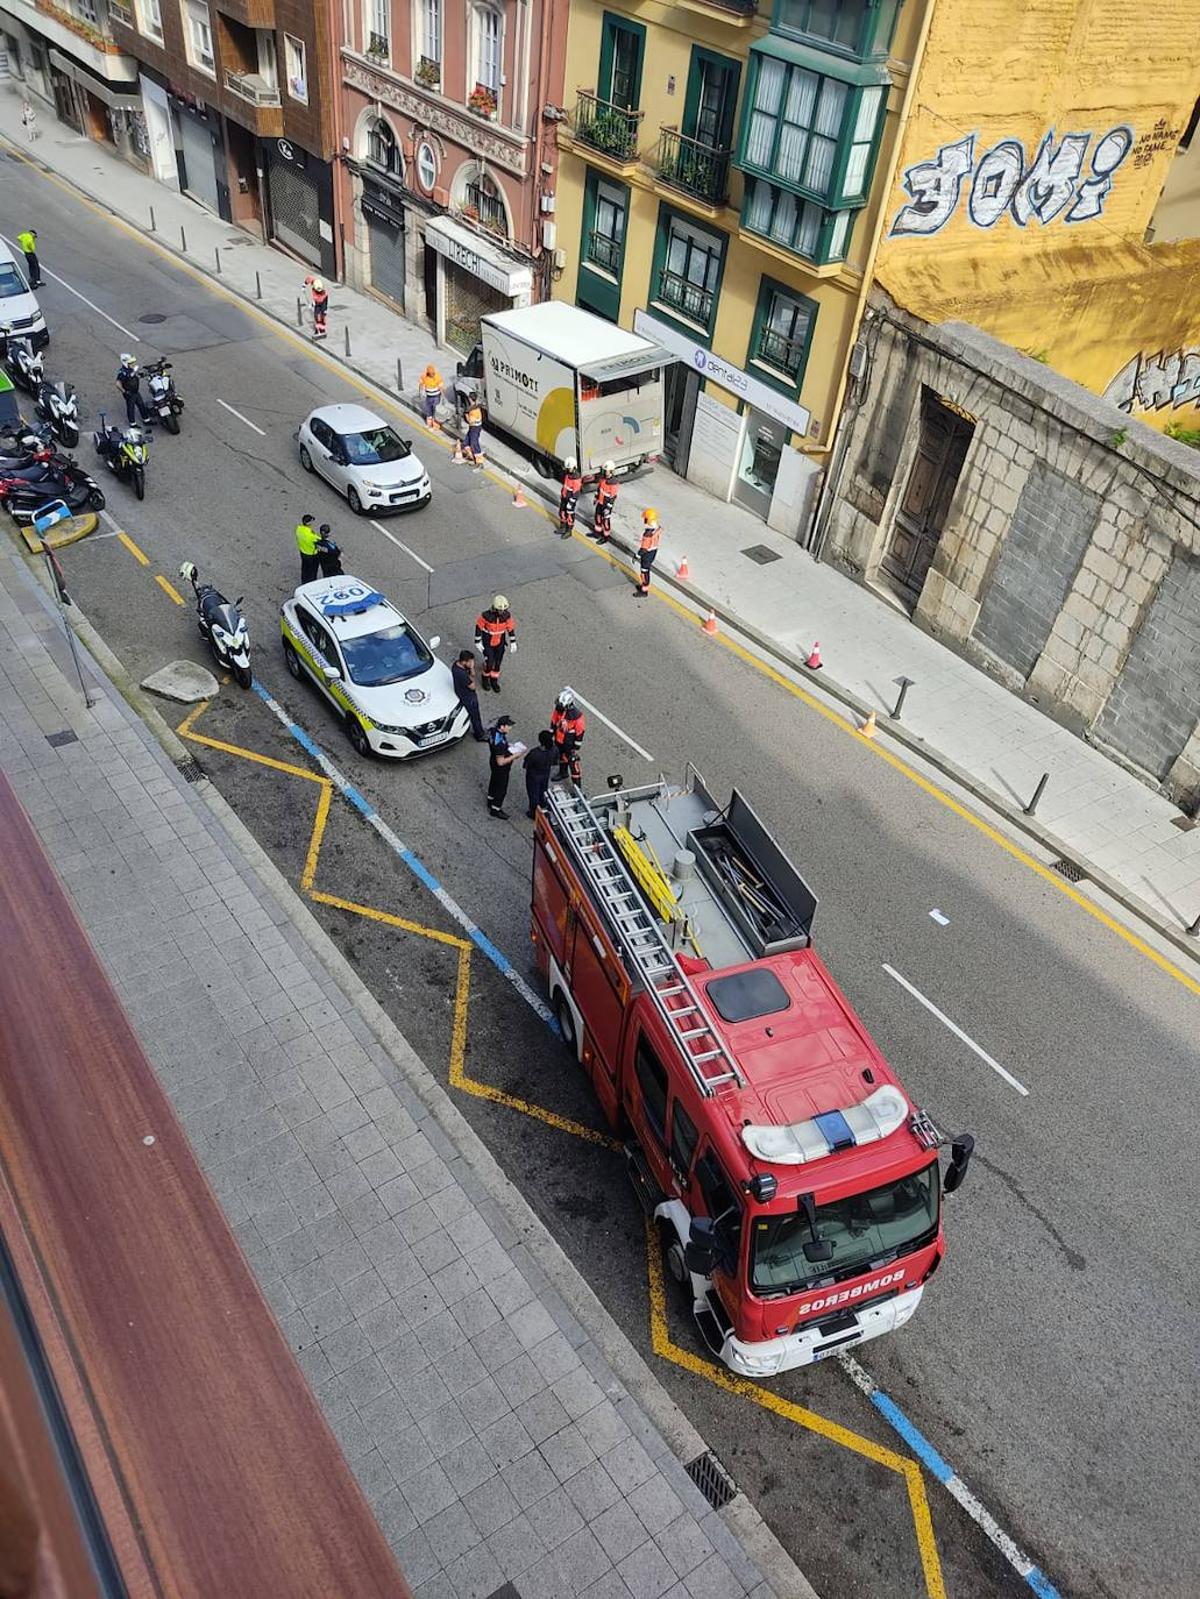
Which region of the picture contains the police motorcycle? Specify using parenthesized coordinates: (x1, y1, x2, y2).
(4, 334, 44, 395)
(179, 562, 252, 688)
(145, 358, 184, 434)
(34, 375, 80, 448)
(93, 411, 149, 500)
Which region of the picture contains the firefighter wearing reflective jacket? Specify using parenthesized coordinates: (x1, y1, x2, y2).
(550, 687, 586, 783)
(634, 509, 661, 598)
(558, 458, 583, 538)
(475, 595, 517, 691)
(591, 461, 618, 543)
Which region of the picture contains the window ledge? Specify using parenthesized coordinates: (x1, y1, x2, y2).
(650, 299, 712, 340)
(581, 260, 620, 284)
(737, 226, 844, 276)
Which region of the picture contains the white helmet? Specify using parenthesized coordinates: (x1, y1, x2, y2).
(493, 594, 509, 611)
(556, 685, 575, 708)
(119, 353, 135, 367)
(603, 460, 615, 475)
(564, 458, 577, 473)
(179, 561, 198, 584)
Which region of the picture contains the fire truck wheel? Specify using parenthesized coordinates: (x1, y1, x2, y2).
(665, 1236, 689, 1288)
(554, 992, 577, 1055)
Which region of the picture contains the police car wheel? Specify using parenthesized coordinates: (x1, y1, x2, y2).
(299, 444, 313, 473)
(345, 714, 371, 757)
(283, 641, 302, 680)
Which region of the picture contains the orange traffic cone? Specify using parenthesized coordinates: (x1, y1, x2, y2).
(805, 640, 822, 670)
(452, 438, 464, 463)
(702, 609, 718, 636)
(677, 555, 690, 580)
(512, 485, 527, 508)
(859, 710, 877, 738)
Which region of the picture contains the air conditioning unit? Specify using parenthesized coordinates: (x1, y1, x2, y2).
(542, 221, 556, 250)
(540, 193, 555, 213)
(553, 247, 566, 270)
(432, 185, 448, 206)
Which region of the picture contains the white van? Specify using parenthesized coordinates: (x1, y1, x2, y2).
(0, 240, 48, 350)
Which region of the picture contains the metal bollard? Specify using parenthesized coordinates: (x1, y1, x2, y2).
(255, 270, 262, 299)
(890, 676, 914, 720)
(149, 205, 156, 232)
(297, 296, 304, 326)
(396, 356, 404, 393)
(344, 325, 351, 358)
(1023, 772, 1050, 816)
(180, 224, 187, 253)
(214, 246, 221, 274)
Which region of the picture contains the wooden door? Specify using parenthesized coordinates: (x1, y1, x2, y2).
(882, 391, 974, 605)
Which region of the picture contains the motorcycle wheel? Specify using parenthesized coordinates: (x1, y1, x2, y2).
(62, 425, 79, 448)
(87, 488, 106, 511)
(234, 662, 252, 690)
(162, 412, 180, 436)
(133, 465, 145, 501)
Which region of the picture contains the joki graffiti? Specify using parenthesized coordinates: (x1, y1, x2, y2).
(1105, 347, 1200, 415)
(889, 127, 1134, 236)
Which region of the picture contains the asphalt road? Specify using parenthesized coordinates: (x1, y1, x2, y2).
(7, 152, 1198, 1599)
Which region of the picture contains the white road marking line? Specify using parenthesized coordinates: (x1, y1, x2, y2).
(882, 962, 1029, 1095)
(930, 908, 949, 925)
(570, 691, 654, 764)
(369, 518, 434, 573)
(1, 235, 141, 342)
(216, 397, 266, 436)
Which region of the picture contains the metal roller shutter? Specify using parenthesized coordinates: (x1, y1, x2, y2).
(266, 146, 321, 265)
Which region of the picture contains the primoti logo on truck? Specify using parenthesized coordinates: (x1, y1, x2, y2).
(489, 354, 537, 391)
(793, 1268, 907, 1319)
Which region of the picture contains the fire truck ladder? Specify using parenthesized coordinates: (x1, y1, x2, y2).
(551, 789, 744, 1099)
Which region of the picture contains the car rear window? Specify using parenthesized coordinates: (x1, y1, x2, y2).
(339, 622, 430, 686)
(338, 426, 409, 465)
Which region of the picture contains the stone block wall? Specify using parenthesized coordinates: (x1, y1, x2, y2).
(821, 303, 1200, 802)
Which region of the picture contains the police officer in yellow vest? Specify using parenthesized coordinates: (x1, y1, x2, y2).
(295, 512, 321, 584)
(16, 228, 41, 290)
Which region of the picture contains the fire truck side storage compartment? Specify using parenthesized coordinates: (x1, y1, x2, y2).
(687, 788, 818, 958)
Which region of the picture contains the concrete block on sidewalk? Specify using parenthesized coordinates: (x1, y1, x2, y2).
(140, 660, 219, 703)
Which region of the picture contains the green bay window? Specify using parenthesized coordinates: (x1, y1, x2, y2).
(743, 178, 853, 263)
(773, 0, 902, 61)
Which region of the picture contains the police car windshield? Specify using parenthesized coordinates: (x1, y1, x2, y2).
(339, 622, 431, 686)
(0, 264, 27, 299)
(339, 426, 409, 465)
(750, 1164, 939, 1293)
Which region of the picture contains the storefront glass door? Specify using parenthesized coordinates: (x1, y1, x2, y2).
(732, 407, 785, 518)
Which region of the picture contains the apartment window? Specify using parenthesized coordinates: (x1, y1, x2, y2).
(366, 116, 402, 177)
(423, 0, 441, 63)
(183, 0, 214, 73)
(476, 6, 501, 93)
(463, 169, 508, 237)
(284, 35, 307, 102)
(742, 176, 853, 264)
(72, 0, 99, 25)
(584, 174, 627, 276)
(366, 0, 389, 59)
(600, 12, 644, 110)
(739, 51, 886, 208)
(653, 208, 725, 336)
(774, 0, 901, 59)
(136, 0, 163, 40)
(749, 279, 817, 391)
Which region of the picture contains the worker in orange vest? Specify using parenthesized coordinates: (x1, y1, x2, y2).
(474, 594, 517, 691)
(304, 275, 328, 339)
(419, 364, 444, 429)
(634, 508, 661, 597)
(463, 398, 485, 468)
(550, 688, 586, 783)
(558, 458, 583, 539)
(591, 460, 618, 543)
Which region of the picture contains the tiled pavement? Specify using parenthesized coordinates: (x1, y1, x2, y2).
(0, 539, 792, 1599)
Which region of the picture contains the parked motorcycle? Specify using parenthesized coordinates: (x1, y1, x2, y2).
(34, 377, 80, 449)
(179, 562, 252, 688)
(0, 459, 104, 524)
(5, 335, 44, 395)
(145, 359, 184, 435)
(93, 413, 149, 500)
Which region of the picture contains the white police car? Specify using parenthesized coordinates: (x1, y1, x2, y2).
(280, 575, 468, 758)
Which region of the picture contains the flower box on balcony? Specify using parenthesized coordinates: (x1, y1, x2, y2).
(415, 55, 441, 89)
(365, 33, 390, 62)
(468, 84, 498, 120)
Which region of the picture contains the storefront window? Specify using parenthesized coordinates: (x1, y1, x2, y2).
(735, 408, 787, 516)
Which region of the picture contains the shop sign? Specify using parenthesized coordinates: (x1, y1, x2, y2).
(634, 310, 811, 437)
(425, 218, 532, 297)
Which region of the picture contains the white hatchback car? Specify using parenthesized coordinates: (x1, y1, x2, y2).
(280, 574, 468, 758)
(297, 402, 431, 515)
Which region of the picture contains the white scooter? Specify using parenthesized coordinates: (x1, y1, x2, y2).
(146, 358, 184, 434)
(5, 335, 43, 394)
(35, 377, 80, 448)
(179, 562, 252, 688)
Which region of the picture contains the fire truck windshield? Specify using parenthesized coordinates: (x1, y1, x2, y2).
(750, 1163, 940, 1294)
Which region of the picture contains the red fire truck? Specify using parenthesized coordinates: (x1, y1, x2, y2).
(531, 771, 974, 1378)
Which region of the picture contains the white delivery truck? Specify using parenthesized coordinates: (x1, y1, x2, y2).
(453, 303, 672, 481)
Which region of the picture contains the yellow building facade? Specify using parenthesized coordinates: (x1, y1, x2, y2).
(553, 0, 929, 529)
(874, 0, 1200, 435)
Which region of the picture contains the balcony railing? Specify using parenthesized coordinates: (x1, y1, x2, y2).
(224, 68, 282, 105)
(574, 91, 644, 163)
(107, 0, 133, 24)
(415, 54, 440, 89)
(755, 325, 807, 380)
(656, 127, 731, 205)
(463, 180, 508, 238)
(656, 266, 715, 326)
(365, 31, 389, 60)
(585, 231, 622, 274)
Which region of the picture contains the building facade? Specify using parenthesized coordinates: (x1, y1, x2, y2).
(334, 0, 567, 350)
(104, 0, 337, 276)
(552, 0, 929, 531)
(873, 0, 1200, 446)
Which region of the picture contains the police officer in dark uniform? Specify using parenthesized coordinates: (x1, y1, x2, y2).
(487, 714, 519, 819)
(117, 354, 151, 426)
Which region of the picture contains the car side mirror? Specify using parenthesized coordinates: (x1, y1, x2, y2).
(322, 665, 341, 682)
(404, 438, 413, 449)
(684, 1216, 718, 1278)
(428, 635, 441, 649)
(943, 1133, 975, 1195)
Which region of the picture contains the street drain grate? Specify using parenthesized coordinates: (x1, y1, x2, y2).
(139, 313, 167, 324)
(685, 1448, 737, 1509)
(741, 544, 782, 565)
(45, 729, 78, 748)
(1171, 814, 1197, 832)
(1051, 858, 1087, 882)
(175, 756, 204, 784)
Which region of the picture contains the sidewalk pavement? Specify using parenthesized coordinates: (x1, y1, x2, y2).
(5, 84, 1199, 957)
(0, 538, 795, 1599)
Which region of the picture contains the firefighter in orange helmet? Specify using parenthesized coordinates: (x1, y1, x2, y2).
(474, 594, 517, 691)
(634, 508, 661, 597)
(550, 686, 586, 783)
(558, 458, 583, 539)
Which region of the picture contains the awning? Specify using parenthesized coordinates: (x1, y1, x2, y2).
(424, 216, 533, 298)
(578, 345, 672, 384)
(750, 35, 892, 87)
(48, 48, 141, 109)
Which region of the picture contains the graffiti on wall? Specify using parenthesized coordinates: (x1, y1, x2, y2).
(1105, 347, 1200, 415)
(889, 127, 1135, 237)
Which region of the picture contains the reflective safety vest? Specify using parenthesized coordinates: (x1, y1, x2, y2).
(551, 707, 585, 748)
(420, 369, 444, 394)
(561, 471, 583, 498)
(475, 608, 516, 649)
(639, 525, 662, 555)
(295, 520, 321, 556)
(16, 230, 35, 256)
(465, 404, 483, 429)
(596, 475, 618, 506)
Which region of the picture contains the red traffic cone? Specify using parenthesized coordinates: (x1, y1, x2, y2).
(452, 438, 464, 463)
(859, 710, 877, 739)
(677, 555, 690, 580)
(805, 640, 822, 670)
(702, 610, 718, 636)
(512, 485, 527, 508)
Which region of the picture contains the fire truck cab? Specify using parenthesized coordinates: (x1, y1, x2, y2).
(531, 771, 973, 1379)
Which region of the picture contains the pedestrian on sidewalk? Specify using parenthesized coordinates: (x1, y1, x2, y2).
(295, 512, 321, 583)
(634, 508, 661, 598)
(558, 458, 582, 539)
(523, 730, 554, 817)
(304, 276, 328, 340)
(463, 398, 485, 468)
(550, 688, 585, 784)
(16, 229, 42, 290)
(116, 355, 151, 426)
(21, 101, 38, 143)
(486, 714, 519, 819)
(452, 649, 486, 741)
(591, 461, 617, 542)
(419, 364, 444, 429)
(474, 595, 516, 691)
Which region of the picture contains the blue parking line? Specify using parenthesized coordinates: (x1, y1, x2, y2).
(869, 1390, 953, 1484)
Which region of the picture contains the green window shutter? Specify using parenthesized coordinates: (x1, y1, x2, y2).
(600, 12, 647, 109)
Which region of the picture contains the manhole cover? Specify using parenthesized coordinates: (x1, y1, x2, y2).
(685, 1448, 737, 1509)
(741, 544, 782, 565)
(45, 729, 78, 748)
(139, 313, 167, 324)
(1051, 858, 1087, 882)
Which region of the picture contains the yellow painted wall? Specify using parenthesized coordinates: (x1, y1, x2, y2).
(874, 0, 1200, 432)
